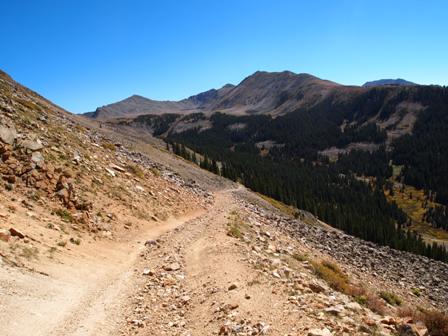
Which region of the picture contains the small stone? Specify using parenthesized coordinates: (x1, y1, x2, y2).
(164, 262, 180, 271)
(142, 268, 153, 276)
(0, 229, 11, 242)
(181, 295, 191, 305)
(31, 151, 45, 166)
(228, 283, 238, 291)
(105, 168, 116, 177)
(73, 150, 81, 164)
(346, 302, 362, 312)
(324, 305, 344, 316)
(396, 324, 419, 336)
(308, 327, 332, 336)
(9, 227, 25, 239)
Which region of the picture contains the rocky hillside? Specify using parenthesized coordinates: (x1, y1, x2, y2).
(1, 69, 448, 336)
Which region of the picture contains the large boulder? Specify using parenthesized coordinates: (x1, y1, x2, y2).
(0, 125, 17, 145)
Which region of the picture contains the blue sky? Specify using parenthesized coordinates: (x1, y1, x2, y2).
(1, 0, 447, 113)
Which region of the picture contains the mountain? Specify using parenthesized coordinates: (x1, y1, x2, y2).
(101, 71, 448, 264)
(84, 71, 345, 119)
(84, 94, 198, 120)
(363, 78, 417, 87)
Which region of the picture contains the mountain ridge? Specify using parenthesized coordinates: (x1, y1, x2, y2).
(363, 78, 417, 87)
(83, 71, 351, 120)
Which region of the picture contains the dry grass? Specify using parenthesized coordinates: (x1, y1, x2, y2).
(312, 260, 349, 292)
(20, 246, 39, 260)
(395, 306, 448, 336)
(312, 259, 387, 315)
(379, 291, 402, 306)
(101, 142, 116, 151)
(422, 310, 448, 336)
(127, 163, 145, 178)
(226, 211, 248, 240)
(256, 192, 299, 218)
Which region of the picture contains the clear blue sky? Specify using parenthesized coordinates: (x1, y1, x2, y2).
(1, 0, 447, 113)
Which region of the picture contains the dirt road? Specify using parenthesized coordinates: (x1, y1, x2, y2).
(0, 206, 205, 336)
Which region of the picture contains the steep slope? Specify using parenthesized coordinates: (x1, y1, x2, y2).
(363, 78, 417, 87)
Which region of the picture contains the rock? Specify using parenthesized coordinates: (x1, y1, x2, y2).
(228, 283, 238, 291)
(164, 262, 180, 271)
(0, 125, 17, 145)
(346, 302, 363, 312)
(397, 324, 419, 336)
(105, 167, 116, 177)
(21, 139, 43, 151)
(110, 164, 125, 172)
(0, 229, 11, 242)
(272, 270, 281, 278)
(324, 305, 344, 316)
(308, 327, 332, 336)
(142, 268, 153, 276)
(73, 150, 81, 164)
(31, 152, 45, 166)
(9, 227, 25, 239)
(144, 239, 158, 247)
(180, 295, 191, 305)
(131, 319, 144, 327)
(309, 283, 325, 293)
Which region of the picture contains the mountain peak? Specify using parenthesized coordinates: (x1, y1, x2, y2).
(363, 78, 417, 87)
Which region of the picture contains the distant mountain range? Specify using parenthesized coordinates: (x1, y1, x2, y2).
(362, 78, 417, 87)
(84, 72, 419, 120)
(83, 71, 343, 119)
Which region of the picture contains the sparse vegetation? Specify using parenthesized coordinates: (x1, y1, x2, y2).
(127, 163, 145, 178)
(20, 246, 39, 260)
(54, 208, 74, 222)
(101, 142, 116, 151)
(412, 287, 421, 297)
(227, 224, 243, 239)
(57, 241, 67, 247)
(292, 252, 308, 262)
(70, 237, 81, 245)
(226, 211, 248, 239)
(379, 291, 402, 306)
(311, 260, 349, 292)
(150, 167, 160, 176)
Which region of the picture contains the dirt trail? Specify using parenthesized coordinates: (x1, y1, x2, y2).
(1, 185, 426, 336)
(0, 209, 204, 336)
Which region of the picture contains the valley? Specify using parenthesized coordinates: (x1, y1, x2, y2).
(89, 71, 448, 262)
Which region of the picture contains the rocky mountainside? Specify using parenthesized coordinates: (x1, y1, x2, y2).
(1, 69, 448, 336)
(84, 71, 347, 119)
(363, 79, 417, 87)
